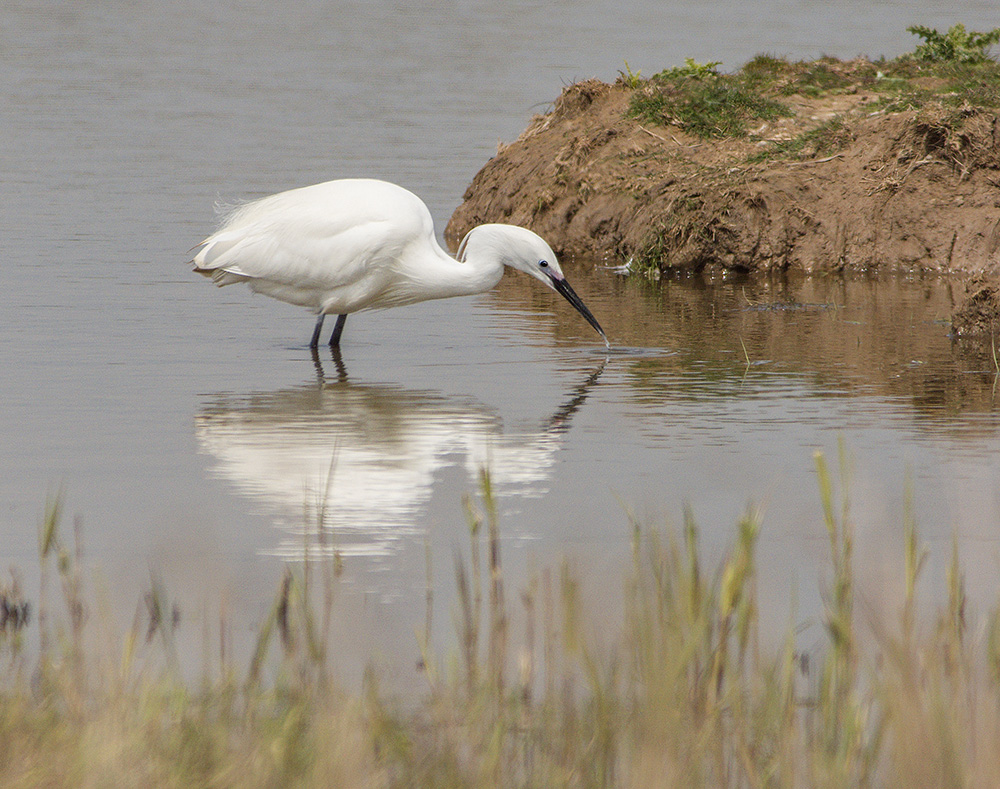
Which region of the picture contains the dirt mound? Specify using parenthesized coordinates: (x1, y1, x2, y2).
(446, 70, 1000, 336)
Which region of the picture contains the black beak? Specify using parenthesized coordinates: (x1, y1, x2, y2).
(549, 275, 608, 345)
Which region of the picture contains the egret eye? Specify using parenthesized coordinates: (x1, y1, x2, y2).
(539, 260, 549, 268)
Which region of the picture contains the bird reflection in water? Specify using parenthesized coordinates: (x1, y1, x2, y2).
(195, 351, 606, 559)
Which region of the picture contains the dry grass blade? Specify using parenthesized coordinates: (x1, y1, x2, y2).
(6, 456, 1000, 785)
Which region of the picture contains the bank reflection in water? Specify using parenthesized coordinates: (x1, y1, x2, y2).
(196, 357, 604, 558)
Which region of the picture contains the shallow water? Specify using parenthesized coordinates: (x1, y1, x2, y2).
(4, 1, 1000, 686)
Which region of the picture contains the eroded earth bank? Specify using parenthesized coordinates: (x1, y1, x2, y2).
(445, 57, 1000, 335)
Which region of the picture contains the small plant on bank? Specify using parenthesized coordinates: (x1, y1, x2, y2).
(906, 23, 1000, 64)
(657, 57, 723, 80)
(619, 60, 643, 89)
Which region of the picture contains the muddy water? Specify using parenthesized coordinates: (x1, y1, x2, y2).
(4, 1, 1000, 687)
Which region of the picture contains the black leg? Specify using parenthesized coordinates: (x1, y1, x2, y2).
(309, 314, 325, 349)
(330, 314, 347, 347)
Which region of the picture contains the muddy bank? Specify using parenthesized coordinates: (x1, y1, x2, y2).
(446, 66, 1000, 336)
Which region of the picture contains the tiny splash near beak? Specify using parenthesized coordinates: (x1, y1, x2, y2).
(549, 275, 609, 347)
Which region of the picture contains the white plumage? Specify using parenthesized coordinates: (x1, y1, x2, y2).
(192, 178, 606, 348)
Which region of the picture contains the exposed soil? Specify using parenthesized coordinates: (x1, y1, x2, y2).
(445, 68, 1000, 336)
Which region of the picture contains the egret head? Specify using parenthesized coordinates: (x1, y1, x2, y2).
(458, 224, 607, 343)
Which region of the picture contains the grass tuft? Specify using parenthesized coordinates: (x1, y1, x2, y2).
(628, 66, 792, 140)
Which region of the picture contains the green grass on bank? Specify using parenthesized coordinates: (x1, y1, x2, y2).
(625, 58, 792, 140)
(624, 24, 1000, 144)
(3, 453, 1000, 786)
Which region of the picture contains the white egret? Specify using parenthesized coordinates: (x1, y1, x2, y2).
(191, 178, 607, 348)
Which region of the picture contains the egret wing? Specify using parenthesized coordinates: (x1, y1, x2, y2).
(192, 179, 435, 293)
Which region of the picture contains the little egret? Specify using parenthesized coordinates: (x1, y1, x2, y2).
(191, 178, 607, 349)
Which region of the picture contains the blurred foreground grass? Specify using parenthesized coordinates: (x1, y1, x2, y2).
(3, 451, 1000, 787)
